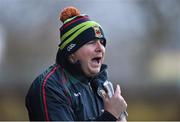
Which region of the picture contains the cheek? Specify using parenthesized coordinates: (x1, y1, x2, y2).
(79, 53, 91, 66)
(76, 49, 93, 61)
(77, 51, 92, 68)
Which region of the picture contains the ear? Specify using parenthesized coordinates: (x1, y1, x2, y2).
(68, 54, 76, 63)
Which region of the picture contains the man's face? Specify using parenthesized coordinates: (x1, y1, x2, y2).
(70, 39, 105, 77)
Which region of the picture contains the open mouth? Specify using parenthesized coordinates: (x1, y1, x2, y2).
(91, 57, 102, 64)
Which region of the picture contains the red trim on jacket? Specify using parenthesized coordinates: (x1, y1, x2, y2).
(42, 65, 61, 121)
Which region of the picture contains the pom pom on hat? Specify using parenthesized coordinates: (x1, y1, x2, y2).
(58, 6, 106, 57)
(60, 6, 80, 23)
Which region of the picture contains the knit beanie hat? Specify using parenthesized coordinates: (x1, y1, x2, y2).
(58, 6, 106, 58)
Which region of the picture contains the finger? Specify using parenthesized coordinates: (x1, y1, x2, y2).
(119, 96, 128, 108)
(114, 84, 121, 96)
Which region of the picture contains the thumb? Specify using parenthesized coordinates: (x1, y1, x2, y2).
(114, 84, 121, 96)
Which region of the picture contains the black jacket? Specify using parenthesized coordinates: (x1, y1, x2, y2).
(25, 63, 117, 121)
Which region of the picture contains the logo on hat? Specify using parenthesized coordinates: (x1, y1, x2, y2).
(67, 43, 76, 51)
(93, 26, 103, 38)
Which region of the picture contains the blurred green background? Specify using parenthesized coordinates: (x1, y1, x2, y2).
(0, 0, 180, 120)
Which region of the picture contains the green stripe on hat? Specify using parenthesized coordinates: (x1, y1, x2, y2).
(61, 21, 91, 41)
(64, 16, 77, 24)
(60, 21, 100, 50)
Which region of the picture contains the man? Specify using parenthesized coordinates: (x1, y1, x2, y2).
(25, 6, 127, 121)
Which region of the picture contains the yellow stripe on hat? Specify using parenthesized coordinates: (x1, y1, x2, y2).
(60, 21, 100, 50)
(61, 21, 90, 41)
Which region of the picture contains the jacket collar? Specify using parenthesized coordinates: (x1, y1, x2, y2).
(71, 64, 108, 83)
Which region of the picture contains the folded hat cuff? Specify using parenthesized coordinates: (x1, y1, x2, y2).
(59, 26, 106, 58)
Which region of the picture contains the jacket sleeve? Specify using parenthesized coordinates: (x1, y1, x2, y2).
(42, 78, 76, 121)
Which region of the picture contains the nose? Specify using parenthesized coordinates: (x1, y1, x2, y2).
(95, 40, 105, 52)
